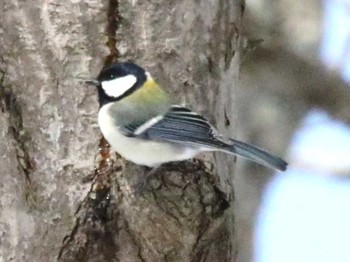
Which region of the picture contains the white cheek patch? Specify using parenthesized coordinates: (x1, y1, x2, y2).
(101, 74, 137, 98)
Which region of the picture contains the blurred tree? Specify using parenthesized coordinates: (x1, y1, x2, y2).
(236, 1, 350, 261)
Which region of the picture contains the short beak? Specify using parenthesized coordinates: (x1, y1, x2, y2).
(85, 79, 100, 86)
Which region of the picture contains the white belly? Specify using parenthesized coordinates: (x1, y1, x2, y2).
(98, 105, 199, 167)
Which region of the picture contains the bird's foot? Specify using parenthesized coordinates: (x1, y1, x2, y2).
(132, 166, 161, 195)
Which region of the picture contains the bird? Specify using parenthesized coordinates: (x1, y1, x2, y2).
(86, 62, 288, 172)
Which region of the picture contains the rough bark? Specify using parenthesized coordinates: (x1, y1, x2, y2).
(0, 0, 243, 261)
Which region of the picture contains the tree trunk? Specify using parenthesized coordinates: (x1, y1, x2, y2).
(0, 0, 243, 261)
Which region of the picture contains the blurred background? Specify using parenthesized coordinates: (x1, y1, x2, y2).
(235, 0, 350, 261)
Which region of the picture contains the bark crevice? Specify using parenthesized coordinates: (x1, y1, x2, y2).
(0, 69, 34, 183)
(104, 0, 121, 65)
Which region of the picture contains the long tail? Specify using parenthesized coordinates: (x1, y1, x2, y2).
(224, 139, 288, 171)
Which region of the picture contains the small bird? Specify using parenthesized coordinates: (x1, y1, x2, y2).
(87, 62, 287, 172)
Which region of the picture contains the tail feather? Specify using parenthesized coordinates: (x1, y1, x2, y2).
(224, 139, 288, 171)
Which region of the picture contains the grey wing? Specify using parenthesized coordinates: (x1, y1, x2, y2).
(121, 105, 230, 149)
(121, 105, 288, 171)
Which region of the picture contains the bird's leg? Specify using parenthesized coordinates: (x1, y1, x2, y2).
(132, 165, 161, 195)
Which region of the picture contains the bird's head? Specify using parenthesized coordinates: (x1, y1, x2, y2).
(86, 62, 149, 106)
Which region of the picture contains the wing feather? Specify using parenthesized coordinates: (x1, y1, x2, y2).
(118, 105, 288, 171)
(120, 105, 229, 148)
